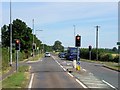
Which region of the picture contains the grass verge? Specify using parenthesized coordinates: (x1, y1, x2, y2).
(2, 65, 30, 88)
(29, 54, 44, 61)
(81, 59, 119, 71)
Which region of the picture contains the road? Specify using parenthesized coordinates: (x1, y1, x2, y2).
(29, 56, 83, 88)
(80, 61, 119, 89)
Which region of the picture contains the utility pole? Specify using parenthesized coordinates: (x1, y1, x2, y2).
(95, 26, 100, 61)
(32, 19, 34, 57)
(73, 25, 76, 46)
(10, 0, 12, 66)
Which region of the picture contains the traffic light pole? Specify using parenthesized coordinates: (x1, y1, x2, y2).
(77, 47, 80, 62)
(89, 50, 91, 60)
(16, 50, 18, 72)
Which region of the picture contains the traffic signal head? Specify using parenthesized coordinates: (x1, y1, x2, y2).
(75, 35, 81, 47)
(15, 39, 20, 50)
(89, 45, 92, 51)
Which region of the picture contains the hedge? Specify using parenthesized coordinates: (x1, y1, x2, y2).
(80, 48, 119, 63)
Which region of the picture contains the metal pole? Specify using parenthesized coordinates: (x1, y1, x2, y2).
(16, 50, 18, 72)
(32, 19, 34, 57)
(73, 25, 76, 46)
(89, 51, 91, 60)
(96, 26, 100, 61)
(10, 0, 12, 66)
(77, 47, 79, 62)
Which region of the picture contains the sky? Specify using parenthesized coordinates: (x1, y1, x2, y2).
(1, 0, 119, 49)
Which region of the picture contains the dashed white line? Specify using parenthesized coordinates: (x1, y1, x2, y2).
(82, 69, 86, 72)
(28, 73, 34, 88)
(76, 79, 87, 88)
(102, 80, 116, 89)
(52, 55, 87, 88)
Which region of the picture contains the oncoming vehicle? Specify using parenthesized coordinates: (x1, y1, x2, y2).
(66, 47, 80, 60)
(45, 52, 51, 57)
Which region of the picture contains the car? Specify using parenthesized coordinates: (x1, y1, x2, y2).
(58, 52, 66, 58)
(45, 52, 51, 57)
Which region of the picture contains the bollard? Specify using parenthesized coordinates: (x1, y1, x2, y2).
(76, 65, 81, 71)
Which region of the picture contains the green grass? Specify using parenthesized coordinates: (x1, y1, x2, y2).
(81, 59, 119, 71)
(2, 65, 30, 88)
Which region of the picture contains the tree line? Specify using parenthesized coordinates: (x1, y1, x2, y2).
(1, 19, 64, 55)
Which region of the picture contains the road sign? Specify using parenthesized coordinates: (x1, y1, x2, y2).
(77, 61, 80, 65)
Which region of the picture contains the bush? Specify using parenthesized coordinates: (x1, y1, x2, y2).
(113, 55, 119, 63)
(99, 53, 113, 62)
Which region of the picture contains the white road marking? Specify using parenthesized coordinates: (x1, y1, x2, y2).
(76, 79, 87, 88)
(67, 72, 74, 77)
(102, 80, 116, 89)
(82, 69, 86, 72)
(28, 73, 34, 89)
(52, 55, 87, 88)
(52, 55, 66, 71)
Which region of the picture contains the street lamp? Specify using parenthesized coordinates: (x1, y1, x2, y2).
(10, 0, 12, 66)
(73, 25, 76, 46)
(35, 30, 44, 53)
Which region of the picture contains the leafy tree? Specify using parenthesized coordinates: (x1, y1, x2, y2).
(53, 40, 64, 52)
(1, 25, 10, 47)
(112, 47, 118, 52)
(1, 19, 42, 53)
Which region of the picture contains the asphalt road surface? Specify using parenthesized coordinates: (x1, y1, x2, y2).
(80, 61, 119, 89)
(29, 56, 84, 88)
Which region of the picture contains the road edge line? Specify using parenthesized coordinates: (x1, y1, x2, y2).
(28, 73, 34, 89)
(76, 79, 87, 88)
(67, 72, 74, 77)
(102, 80, 116, 89)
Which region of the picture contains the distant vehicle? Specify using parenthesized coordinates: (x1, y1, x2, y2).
(45, 52, 51, 57)
(66, 47, 80, 60)
(58, 52, 66, 58)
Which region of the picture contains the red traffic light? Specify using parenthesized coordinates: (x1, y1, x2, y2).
(16, 40, 20, 44)
(75, 35, 81, 47)
(76, 36, 80, 40)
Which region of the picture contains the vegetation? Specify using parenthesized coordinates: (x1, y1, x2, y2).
(53, 40, 64, 52)
(2, 65, 30, 88)
(80, 48, 119, 63)
(1, 19, 53, 72)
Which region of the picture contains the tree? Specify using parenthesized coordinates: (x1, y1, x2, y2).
(53, 40, 64, 52)
(112, 47, 118, 52)
(1, 19, 42, 52)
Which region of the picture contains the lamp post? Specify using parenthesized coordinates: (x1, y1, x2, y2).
(36, 30, 43, 53)
(10, 0, 12, 66)
(73, 25, 76, 46)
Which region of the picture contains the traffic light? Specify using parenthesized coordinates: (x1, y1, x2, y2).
(89, 45, 92, 51)
(15, 39, 20, 50)
(32, 43, 36, 50)
(75, 35, 81, 47)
